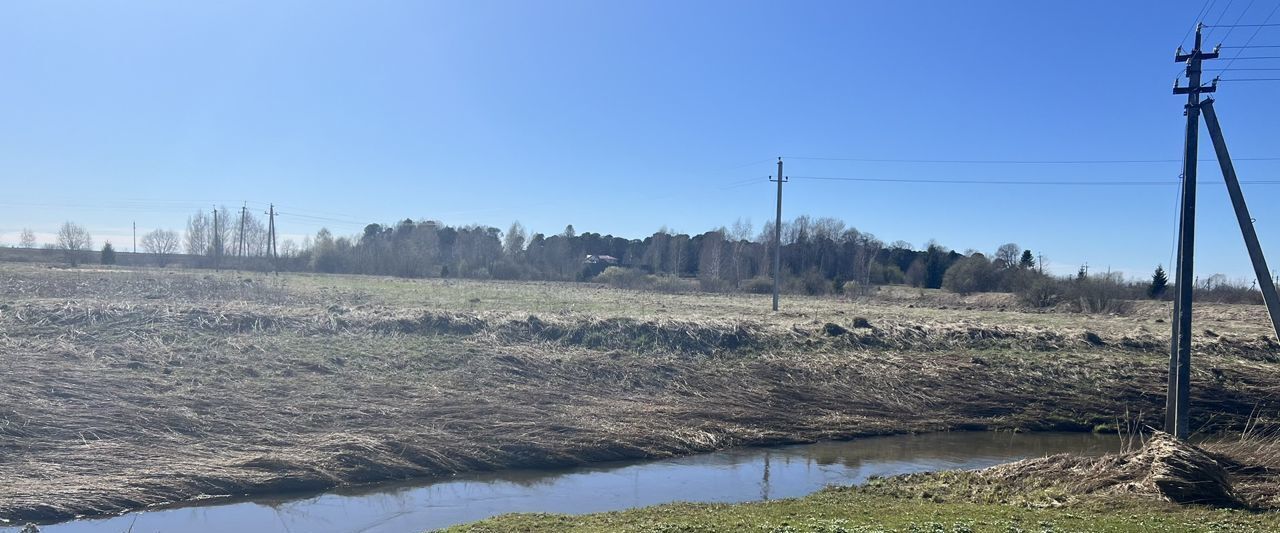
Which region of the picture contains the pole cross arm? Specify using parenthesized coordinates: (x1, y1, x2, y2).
(1174, 85, 1217, 95)
(1176, 51, 1219, 62)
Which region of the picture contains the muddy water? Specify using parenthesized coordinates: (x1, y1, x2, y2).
(13, 432, 1119, 533)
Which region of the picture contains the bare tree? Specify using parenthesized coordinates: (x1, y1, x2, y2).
(142, 228, 180, 266)
(185, 211, 210, 255)
(279, 238, 298, 258)
(56, 221, 93, 266)
(503, 221, 527, 258)
(699, 229, 724, 281)
(19, 228, 36, 248)
(729, 218, 753, 287)
(995, 243, 1021, 269)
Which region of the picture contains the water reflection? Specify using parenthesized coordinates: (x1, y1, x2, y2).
(11, 432, 1118, 533)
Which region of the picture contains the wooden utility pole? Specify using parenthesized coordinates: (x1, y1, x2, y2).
(1167, 24, 1217, 439)
(1201, 98, 1280, 339)
(770, 157, 786, 311)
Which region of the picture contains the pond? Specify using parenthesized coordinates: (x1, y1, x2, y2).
(11, 431, 1120, 533)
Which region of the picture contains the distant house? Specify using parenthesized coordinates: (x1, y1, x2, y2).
(583, 254, 619, 265)
(581, 254, 620, 279)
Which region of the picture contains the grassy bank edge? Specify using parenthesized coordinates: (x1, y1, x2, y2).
(442, 488, 1280, 533)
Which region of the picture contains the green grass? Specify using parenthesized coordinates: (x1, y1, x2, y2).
(446, 490, 1280, 532)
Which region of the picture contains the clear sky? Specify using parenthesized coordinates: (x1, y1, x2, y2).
(3, 1, 1280, 281)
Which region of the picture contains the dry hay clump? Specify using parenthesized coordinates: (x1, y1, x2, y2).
(982, 431, 1240, 507)
(0, 300, 780, 355)
(7, 298, 1275, 359)
(0, 268, 308, 305)
(872, 432, 1258, 509)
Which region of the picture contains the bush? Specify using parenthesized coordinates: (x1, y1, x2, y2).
(1018, 277, 1062, 308)
(1071, 275, 1136, 314)
(648, 275, 698, 293)
(699, 277, 730, 293)
(942, 255, 996, 295)
(1017, 274, 1136, 315)
(743, 276, 774, 294)
(594, 266, 647, 289)
(786, 269, 831, 296)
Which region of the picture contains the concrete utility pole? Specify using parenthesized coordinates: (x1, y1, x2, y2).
(1167, 23, 1218, 440)
(770, 157, 787, 311)
(238, 204, 248, 259)
(1201, 98, 1280, 339)
(132, 221, 136, 254)
(265, 204, 279, 275)
(212, 205, 221, 272)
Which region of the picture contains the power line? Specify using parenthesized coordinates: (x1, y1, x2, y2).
(1221, 2, 1280, 72)
(1203, 0, 1238, 43)
(1219, 44, 1280, 47)
(788, 175, 1280, 186)
(1214, 0, 1259, 45)
(1217, 77, 1280, 80)
(1183, 0, 1219, 48)
(785, 156, 1280, 163)
(1205, 23, 1280, 27)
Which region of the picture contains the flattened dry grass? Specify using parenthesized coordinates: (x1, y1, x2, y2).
(1, 263, 1278, 523)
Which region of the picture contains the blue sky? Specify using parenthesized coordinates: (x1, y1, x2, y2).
(3, 1, 1280, 281)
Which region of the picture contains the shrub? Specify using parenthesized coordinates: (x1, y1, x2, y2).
(787, 269, 831, 296)
(648, 275, 698, 293)
(1018, 277, 1062, 309)
(942, 255, 996, 295)
(1018, 274, 1136, 314)
(1071, 275, 1135, 315)
(594, 266, 647, 289)
(743, 276, 774, 294)
(698, 277, 729, 293)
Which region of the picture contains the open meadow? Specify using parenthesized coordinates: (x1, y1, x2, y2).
(2, 262, 1279, 524)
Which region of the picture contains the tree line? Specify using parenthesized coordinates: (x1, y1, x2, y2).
(13, 210, 1268, 305)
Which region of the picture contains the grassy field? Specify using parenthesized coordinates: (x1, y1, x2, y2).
(1, 263, 1278, 524)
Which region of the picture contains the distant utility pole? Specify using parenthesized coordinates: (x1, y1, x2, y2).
(1037, 254, 1044, 275)
(132, 221, 136, 254)
(770, 157, 787, 311)
(212, 205, 221, 272)
(1167, 23, 1218, 440)
(265, 204, 279, 275)
(238, 203, 248, 259)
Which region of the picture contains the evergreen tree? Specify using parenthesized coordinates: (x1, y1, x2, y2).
(1019, 250, 1035, 269)
(1149, 265, 1169, 299)
(101, 242, 117, 265)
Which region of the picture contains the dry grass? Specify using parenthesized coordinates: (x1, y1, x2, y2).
(1, 263, 1279, 523)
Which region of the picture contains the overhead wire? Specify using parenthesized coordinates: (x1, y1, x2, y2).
(784, 156, 1280, 163)
(787, 175, 1280, 186)
(1216, 0, 1257, 46)
(1183, 0, 1220, 48)
(1220, 1, 1280, 73)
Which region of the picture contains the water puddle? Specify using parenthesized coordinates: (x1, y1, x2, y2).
(10, 431, 1120, 533)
